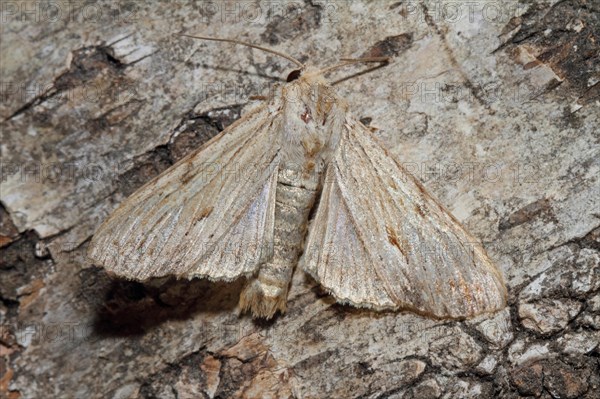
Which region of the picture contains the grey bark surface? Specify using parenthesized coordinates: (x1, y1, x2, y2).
(1, 1, 599, 398)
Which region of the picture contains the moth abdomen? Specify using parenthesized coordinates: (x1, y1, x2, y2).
(239, 167, 320, 318)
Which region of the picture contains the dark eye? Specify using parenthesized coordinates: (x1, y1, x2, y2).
(286, 69, 302, 82)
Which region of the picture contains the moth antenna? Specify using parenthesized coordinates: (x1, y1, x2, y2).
(339, 57, 391, 63)
(179, 34, 305, 68)
(316, 57, 390, 76)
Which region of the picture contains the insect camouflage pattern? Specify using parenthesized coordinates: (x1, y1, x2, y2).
(88, 37, 507, 319)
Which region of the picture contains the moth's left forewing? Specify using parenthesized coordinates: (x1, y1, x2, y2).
(88, 103, 281, 281)
(302, 119, 507, 319)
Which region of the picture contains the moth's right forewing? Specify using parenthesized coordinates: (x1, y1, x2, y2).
(88, 104, 282, 281)
(302, 120, 507, 319)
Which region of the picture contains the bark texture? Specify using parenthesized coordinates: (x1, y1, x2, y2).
(1, 1, 599, 398)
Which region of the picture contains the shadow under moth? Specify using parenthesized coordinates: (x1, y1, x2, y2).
(88, 36, 507, 319)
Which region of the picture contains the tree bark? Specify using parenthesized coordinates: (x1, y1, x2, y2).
(1, 1, 598, 398)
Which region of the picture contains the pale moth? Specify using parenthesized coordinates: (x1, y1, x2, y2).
(88, 36, 507, 319)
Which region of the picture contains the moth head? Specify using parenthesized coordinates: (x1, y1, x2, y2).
(286, 69, 302, 82)
(279, 67, 345, 139)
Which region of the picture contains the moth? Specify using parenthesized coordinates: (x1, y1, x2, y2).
(88, 35, 507, 319)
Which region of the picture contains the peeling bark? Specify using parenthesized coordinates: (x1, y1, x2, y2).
(1, 1, 599, 398)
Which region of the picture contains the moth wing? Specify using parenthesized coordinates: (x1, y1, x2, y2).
(88, 104, 281, 281)
(302, 120, 507, 318)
